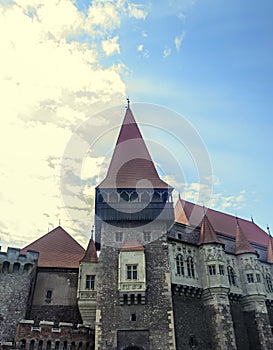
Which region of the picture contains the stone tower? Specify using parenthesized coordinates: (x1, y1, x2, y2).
(95, 105, 176, 350)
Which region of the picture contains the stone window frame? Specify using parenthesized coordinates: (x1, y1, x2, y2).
(186, 256, 195, 278)
(175, 254, 184, 276)
(219, 265, 225, 275)
(115, 231, 123, 242)
(246, 273, 254, 283)
(85, 274, 96, 290)
(265, 273, 273, 292)
(208, 264, 216, 276)
(227, 265, 236, 286)
(127, 264, 138, 280)
(143, 231, 151, 242)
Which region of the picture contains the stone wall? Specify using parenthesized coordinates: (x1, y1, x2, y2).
(96, 226, 175, 350)
(0, 272, 34, 342)
(172, 291, 213, 350)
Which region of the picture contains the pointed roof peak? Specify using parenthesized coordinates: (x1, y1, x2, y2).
(21, 226, 85, 268)
(235, 220, 256, 255)
(97, 106, 172, 189)
(81, 237, 98, 263)
(198, 213, 224, 246)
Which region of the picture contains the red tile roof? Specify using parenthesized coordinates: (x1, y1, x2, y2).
(81, 238, 98, 263)
(120, 240, 145, 251)
(235, 222, 256, 255)
(175, 199, 268, 247)
(21, 226, 85, 268)
(198, 214, 224, 246)
(97, 107, 172, 189)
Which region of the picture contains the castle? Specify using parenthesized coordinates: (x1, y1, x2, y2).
(1, 105, 273, 350)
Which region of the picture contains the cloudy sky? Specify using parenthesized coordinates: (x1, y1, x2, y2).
(0, 0, 273, 250)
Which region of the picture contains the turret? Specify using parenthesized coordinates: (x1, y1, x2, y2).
(77, 234, 98, 328)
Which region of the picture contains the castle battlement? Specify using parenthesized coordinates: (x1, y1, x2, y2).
(15, 320, 94, 350)
(0, 247, 39, 274)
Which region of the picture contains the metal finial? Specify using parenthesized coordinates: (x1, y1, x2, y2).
(267, 225, 271, 236)
(126, 97, 130, 108)
(235, 214, 239, 226)
(251, 215, 254, 223)
(91, 225, 95, 239)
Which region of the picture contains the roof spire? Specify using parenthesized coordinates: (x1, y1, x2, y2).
(97, 106, 171, 189)
(266, 226, 273, 263)
(126, 97, 130, 109)
(198, 213, 224, 246)
(235, 218, 256, 255)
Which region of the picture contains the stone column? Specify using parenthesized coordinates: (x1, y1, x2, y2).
(202, 288, 237, 350)
(241, 295, 273, 350)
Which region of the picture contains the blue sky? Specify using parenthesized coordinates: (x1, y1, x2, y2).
(0, 0, 272, 248)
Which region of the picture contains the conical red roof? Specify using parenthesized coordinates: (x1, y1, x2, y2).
(198, 214, 224, 246)
(266, 235, 273, 263)
(97, 107, 171, 189)
(21, 226, 85, 268)
(175, 199, 268, 247)
(81, 238, 98, 263)
(235, 222, 256, 255)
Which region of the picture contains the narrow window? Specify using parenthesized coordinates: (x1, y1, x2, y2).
(266, 274, 273, 292)
(2, 261, 10, 273)
(176, 254, 184, 276)
(187, 257, 195, 278)
(63, 341, 67, 350)
(143, 231, 151, 242)
(256, 274, 261, 283)
(130, 294, 135, 304)
(21, 340, 26, 349)
(38, 340, 43, 350)
(219, 265, 225, 275)
(29, 340, 35, 350)
(70, 342, 75, 350)
(123, 294, 128, 304)
(177, 233, 182, 240)
(46, 290, 52, 302)
(86, 275, 95, 290)
(78, 343, 82, 350)
(208, 265, 216, 276)
(55, 342, 60, 350)
(115, 232, 123, 242)
(46, 341, 51, 350)
(247, 273, 254, 283)
(227, 266, 236, 285)
(127, 265, 138, 280)
(131, 313, 136, 321)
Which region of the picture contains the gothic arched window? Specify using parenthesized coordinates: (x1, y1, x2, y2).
(176, 254, 184, 276)
(227, 266, 236, 286)
(187, 256, 195, 278)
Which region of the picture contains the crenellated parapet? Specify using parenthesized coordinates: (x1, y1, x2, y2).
(0, 247, 39, 274)
(15, 320, 94, 350)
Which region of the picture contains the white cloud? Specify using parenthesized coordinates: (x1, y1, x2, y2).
(163, 47, 172, 58)
(101, 36, 120, 56)
(174, 31, 186, 51)
(137, 43, 149, 58)
(0, 0, 149, 250)
(128, 3, 147, 19)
